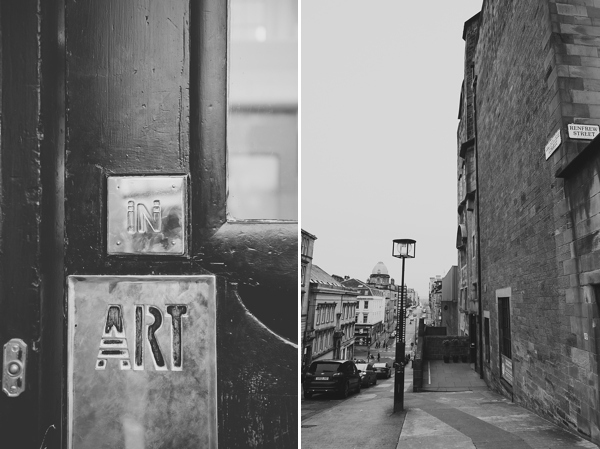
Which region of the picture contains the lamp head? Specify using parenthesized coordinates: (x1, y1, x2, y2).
(392, 239, 416, 259)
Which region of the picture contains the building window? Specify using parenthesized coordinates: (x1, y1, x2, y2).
(498, 298, 511, 358)
(484, 317, 490, 363)
(301, 235, 309, 256)
(364, 301, 369, 309)
(363, 314, 368, 324)
(498, 297, 513, 385)
(472, 234, 476, 258)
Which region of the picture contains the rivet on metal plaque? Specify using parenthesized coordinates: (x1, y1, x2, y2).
(3, 338, 27, 397)
(107, 176, 186, 255)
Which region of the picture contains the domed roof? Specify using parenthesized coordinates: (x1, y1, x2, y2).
(371, 262, 388, 276)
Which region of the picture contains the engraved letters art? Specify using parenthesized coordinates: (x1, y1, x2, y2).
(96, 304, 188, 371)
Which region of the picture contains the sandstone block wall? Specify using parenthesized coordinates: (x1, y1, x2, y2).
(470, 0, 600, 442)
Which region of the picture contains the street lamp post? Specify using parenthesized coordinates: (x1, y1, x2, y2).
(391, 238, 416, 413)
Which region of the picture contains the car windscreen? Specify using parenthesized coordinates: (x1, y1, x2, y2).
(355, 364, 368, 371)
(373, 363, 386, 368)
(309, 363, 341, 374)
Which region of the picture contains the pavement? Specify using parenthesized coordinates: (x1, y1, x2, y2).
(301, 342, 599, 449)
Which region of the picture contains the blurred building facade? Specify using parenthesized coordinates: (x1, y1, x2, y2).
(228, 0, 297, 220)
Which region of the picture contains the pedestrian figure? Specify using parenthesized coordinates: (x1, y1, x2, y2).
(377, 352, 380, 362)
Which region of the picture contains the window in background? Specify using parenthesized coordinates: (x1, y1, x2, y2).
(228, 0, 298, 220)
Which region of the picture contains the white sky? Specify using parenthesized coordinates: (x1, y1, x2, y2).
(301, 1, 483, 299)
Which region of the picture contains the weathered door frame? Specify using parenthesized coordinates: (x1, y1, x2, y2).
(0, 1, 298, 447)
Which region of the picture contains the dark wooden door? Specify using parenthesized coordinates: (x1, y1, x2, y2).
(0, 1, 297, 448)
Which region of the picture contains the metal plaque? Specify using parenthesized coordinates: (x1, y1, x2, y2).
(567, 123, 600, 140)
(107, 176, 186, 255)
(68, 276, 217, 449)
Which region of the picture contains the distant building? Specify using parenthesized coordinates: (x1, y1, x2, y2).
(429, 276, 442, 326)
(441, 266, 459, 334)
(305, 265, 358, 365)
(301, 229, 317, 369)
(407, 288, 418, 308)
(342, 278, 385, 347)
(366, 262, 401, 338)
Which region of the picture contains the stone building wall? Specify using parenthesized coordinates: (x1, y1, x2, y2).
(465, 0, 600, 443)
(549, 2, 600, 440)
(457, 14, 480, 341)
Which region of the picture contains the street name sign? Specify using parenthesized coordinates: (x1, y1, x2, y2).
(567, 123, 599, 140)
(545, 129, 561, 160)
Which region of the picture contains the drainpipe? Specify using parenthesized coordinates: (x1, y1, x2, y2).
(473, 73, 484, 379)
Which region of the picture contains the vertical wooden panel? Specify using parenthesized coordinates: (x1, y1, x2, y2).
(39, 0, 66, 446)
(65, 0, 190, 273)
(0, 1, 43, 447)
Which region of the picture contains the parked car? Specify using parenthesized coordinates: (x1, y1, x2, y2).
(355, 363, 377, 387)
(373, 362, 392, 379)
(303, 360, 361, 399)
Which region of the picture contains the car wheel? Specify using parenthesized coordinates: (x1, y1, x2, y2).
(340, 381, 350, 399)
(304, 391, 312, 399)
